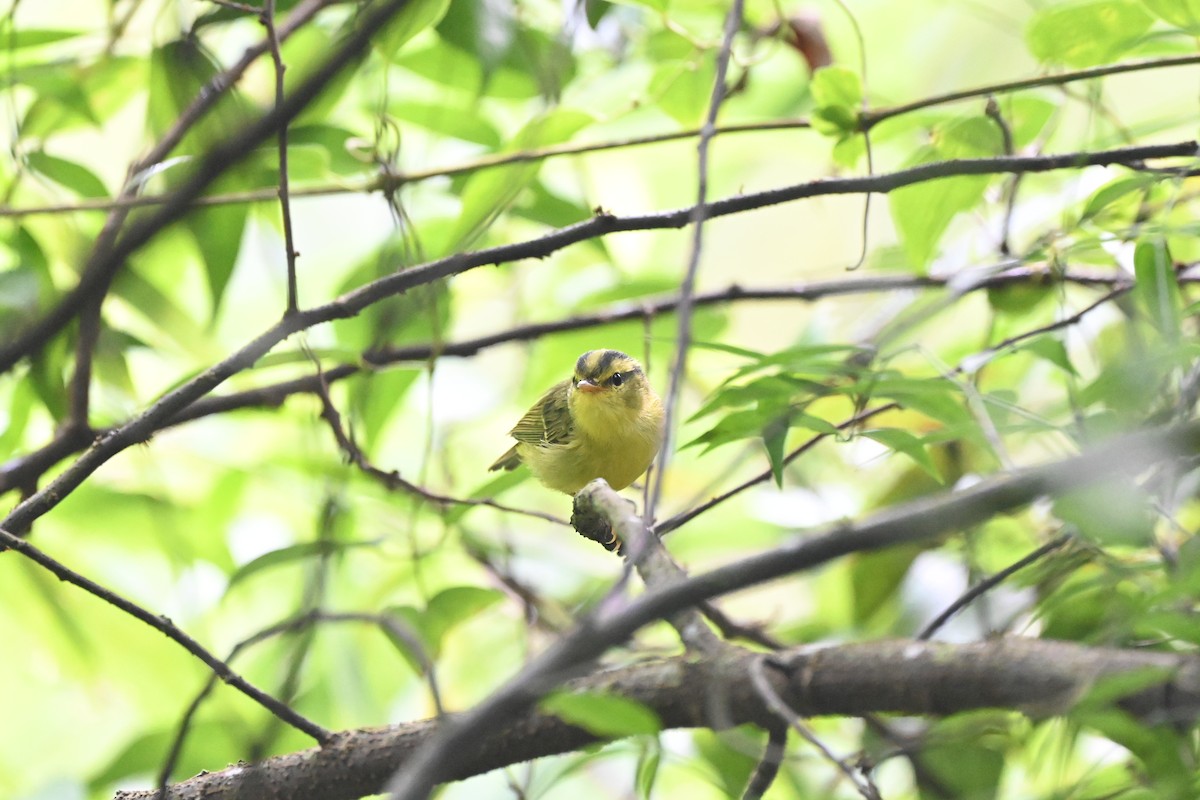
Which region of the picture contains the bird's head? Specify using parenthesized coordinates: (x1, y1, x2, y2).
(569, 349, 649, 413)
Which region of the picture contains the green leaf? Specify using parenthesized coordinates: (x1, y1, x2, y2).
(148, 39, 250, 156)
(88, 721, 238, 788)
(693, 727, 762, 797)
(111, 267, 208, 357)
(515, 181, 593, 229)
(1006, 95, 1057, 148)
(287, 125, 370, 176)
(442, 109, 593, 253)
(1052, 481, 1156, 546)
(810, 66, 863, 137)
(862, 428, 940, 480)
(1133, 239, 1182, 340)
(648, 58, 716, 127)
(851, 544, 923, 626)
(1080, 174, 1156, 221)
(0, 22, 84, 49)
(379, 605, 431, 673)
(540, 691, 662, 738)
(389, 100, 501, 147)
(376, 0, 453, 57)
(889, 116, 1002, 269)
(585, 0, 615, 29)
(444, 469, 530, 525)
(811, 66, 863, 108)
(26, 152, 109, 198)
(422, 586, 505, 647)
(1142, 0, 1200, 31)
(634, 736, 662, 800)
(915, 712, 1011, 800)
(437, 0, 516, 73)
(282, 24, 360, 127)
(227, 540, 380, 589)
(1074, 707, 1191, 793)
(688, 406, 784, 450)
(763, 415, 789, 487)
(0, 378, 36, 456)
(1020, 335, 1077, 375)
(832, 133, 866, 168)
(0, 267, 43, 328)
(1026, 0, 1154, 67)
(186, 175, 247, 318)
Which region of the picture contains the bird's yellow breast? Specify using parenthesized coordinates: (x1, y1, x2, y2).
(519, 385, 664, 495)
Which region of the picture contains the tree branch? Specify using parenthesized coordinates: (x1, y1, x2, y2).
(116, 638, 1200, 800)
(6, 54, 1194, 220)
(1, 144, 1180, 533)
(0, 0, 413, 374)
(378, 420, 1200, 800)
(0, 527, 332, 744)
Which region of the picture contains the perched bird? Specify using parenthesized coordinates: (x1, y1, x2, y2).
(489, 349, 665, 496)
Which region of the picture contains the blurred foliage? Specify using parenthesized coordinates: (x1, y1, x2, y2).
(2, 0, 1200, 799)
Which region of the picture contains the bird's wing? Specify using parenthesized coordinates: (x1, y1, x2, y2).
(509, 379, 573, 446)
(488, 444, 522, 472)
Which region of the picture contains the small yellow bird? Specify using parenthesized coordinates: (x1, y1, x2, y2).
(489, 349, 665, 495)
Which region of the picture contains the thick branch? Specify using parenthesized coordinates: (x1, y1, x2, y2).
(116, 638, 1200, 800)
(377, 420, 1200, 800)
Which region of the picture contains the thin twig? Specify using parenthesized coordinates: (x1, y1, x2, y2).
(310, 363, 568, 525)
(860, 53, 1200, 130)
(0, 526, 332, 744)
(699, 601, 785, 650)
(985, 95, 1020, 256)
(955, 286, 1130, 373)
(917, 534, 1072, 640)
(261, 0, 301, 314)
(749, 656, 882, 800)
(0, 0, 412, 374)
(2, 145, 1186, 534)
(4, 55, 1197, 221)
(648, 0, 745, 522)
(656, 403, 899, 536)
(155, 610, 441, 797)
(741, 721, 789, 800)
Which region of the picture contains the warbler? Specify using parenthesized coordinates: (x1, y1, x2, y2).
(489, 349, 665, 495)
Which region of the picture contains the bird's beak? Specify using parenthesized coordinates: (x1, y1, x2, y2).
(576, 379, 603, 394)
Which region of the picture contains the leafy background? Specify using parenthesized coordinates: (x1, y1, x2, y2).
(3, 0, 1200, 798)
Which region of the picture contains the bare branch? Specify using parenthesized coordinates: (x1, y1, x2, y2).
(860, 54, 1200, 129)
(740, 722, 788, 800)
(0, 146, 1180, 533)
(749, 656, 880, 800)
(0, 527, 332, 744)
(573, 479, 724, 653)
(0, 0, 414, 374)
(377, 420, 1200, 800)
(261, 0, 301, 315)
(917, 534, 1073, 641)
(649, 0, 745, 519)
(311, 362, 567, 525)
(4, 54, 1194, 220)
(118, 638, 1200, 800)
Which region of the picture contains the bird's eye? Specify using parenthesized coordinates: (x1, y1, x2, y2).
(609, 372, 624, 387)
